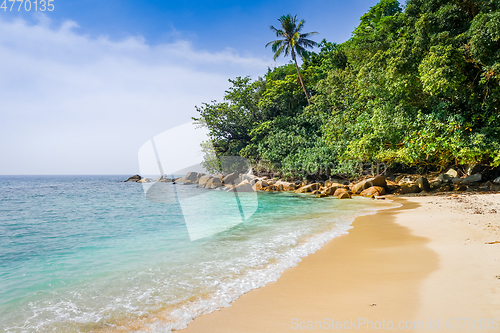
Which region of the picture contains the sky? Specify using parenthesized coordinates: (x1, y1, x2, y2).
(0, 0, 381, 175)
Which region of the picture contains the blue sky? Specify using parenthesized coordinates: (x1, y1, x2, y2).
(0, 0, 381, 175)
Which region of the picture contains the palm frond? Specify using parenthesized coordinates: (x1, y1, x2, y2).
(273, 44, 285, 60)
(300, 32, 318, 38)
(298, 38, 318, 48)
(296, 19, 305, 32)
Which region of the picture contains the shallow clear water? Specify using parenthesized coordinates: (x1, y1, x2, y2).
(0, 176, 390, 332)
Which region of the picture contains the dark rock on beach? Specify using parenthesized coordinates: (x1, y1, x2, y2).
(415, 177, 431, 192)
(125, 174, 142, 182)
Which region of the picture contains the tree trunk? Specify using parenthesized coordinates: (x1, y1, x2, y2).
(291, 50, 310, 105)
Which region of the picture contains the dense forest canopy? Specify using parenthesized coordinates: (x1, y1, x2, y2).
(194, 0, 500, 179)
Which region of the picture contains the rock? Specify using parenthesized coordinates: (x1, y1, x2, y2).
(360, 186, 385, 196)
(198, 175, 213, 187)
(228, 180, 254, 192)
(253, 180, 267, 191)
(235, 174, 253, 184)
(316, 193, 328, 198)
(222, 172, 240, 185)
(438, 184, 453, 192)
(311, 190, 320, 195)
(185, 172, 199, 182)
(445, 168, 458, 178)
(455, 184, 467, 192)
(415, 177, 431, 192)
(462, 173, 482, 184)
(338, 192, 352, 199)
(137, 178, 152, 183)
(429, 180, 442, 190)
(395, 175, 406, 183)
(323, 186, 338, 196)
(158, 177, 173, 182)
(205, 177, 222, 189)
(295, 183, 321, 193)
(125, 174, 141, 182)
(438, 174, 452, 183)
(397, 177, 413, 185)
(386, 185, 400, 193)
(334, 188, 349, 197)
(493, 176, 500, 185)
(351, 176, 387, 194)
(196, 173, 206, 181)
(400, 184, 421, 194)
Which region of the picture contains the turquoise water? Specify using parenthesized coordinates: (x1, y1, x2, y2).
(0, 176, 389, 332)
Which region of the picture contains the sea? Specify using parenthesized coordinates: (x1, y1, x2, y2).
(0, 175, 393, 332)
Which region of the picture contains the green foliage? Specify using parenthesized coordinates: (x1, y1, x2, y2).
(194, 1, 500, 178)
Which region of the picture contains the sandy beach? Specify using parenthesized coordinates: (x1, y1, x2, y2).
(180, 194, 500, 332)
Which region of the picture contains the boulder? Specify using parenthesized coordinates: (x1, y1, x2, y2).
(338, 192, 352, 199)
(438, 174, 452, 184)
(311, 190, 320, 195)
(196, 173, 206, 181)
(323, 186, 338, 196)
(125, 174, 141, 182)
(400, 184, 421, 194)
(438, 184, 453, 192)
(198, 175, 213, 187)
(253, 180, 267, 191)
(429, 180, 442, 190)
(235, 174, 253, 184)
(334, 188, 349, 197)
(386, 184, 400, 193)
(137, 178, 152, 183)
(395, 175, 407, 183)
(397, 177, 413, 185)
(493, 176, 500, 185)
(351, 176, 387, 194)
(445, 168, 458, 178)
(462, 173, 482, 184)
(205, 177, 222, 189)
(360, 186, 385, 196)
(228, 180, 254, 193)
(415, 177, 431, 192)
(185, 172, 199, 182)
(295, 183, 321, 193)
(222, 172, 240, 185)
(158, 177, 173, 182)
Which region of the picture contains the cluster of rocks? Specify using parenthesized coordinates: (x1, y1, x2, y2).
(390, 169, 500, 194)
(125, 168, 500, 199)
(124, 174, 172, 183)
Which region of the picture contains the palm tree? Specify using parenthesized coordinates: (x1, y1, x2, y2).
(266, 14, 318, 105)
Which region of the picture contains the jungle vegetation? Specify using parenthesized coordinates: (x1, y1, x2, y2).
(194, 0, 500, 179)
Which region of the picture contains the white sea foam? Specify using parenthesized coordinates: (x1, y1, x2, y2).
(1, 179, 396, 333)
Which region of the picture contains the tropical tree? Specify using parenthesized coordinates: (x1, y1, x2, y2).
(266, 14, 318, 105)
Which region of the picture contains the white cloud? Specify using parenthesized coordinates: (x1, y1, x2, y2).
(0, 16, 276, 175)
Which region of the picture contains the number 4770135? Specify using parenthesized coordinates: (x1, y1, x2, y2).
(1, 0, 54, 11)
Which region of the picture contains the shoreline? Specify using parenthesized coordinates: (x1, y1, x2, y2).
(179, 194, 500, 332)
